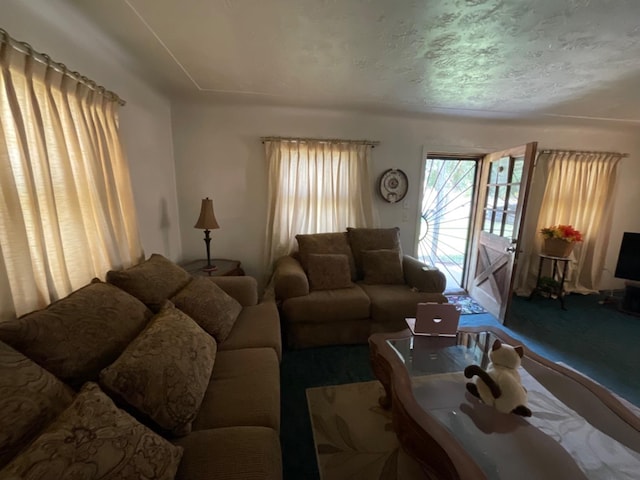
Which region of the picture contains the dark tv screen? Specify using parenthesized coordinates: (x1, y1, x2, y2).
(614, 232, 640, 281)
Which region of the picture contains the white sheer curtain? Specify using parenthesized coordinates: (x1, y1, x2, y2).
(0, 36, 143, 320)
(263, 138, 377, 270)
(514, 151, 623, 295)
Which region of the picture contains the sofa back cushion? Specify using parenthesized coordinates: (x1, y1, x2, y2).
(361, 249, 404, 285)
(100, 302, 217, 437)
(0, 341, 74, 469)
(347, 227, 402, 279)
(171, 277, 242, 343)
(296, 232, 357, 281)
(106, 253, 192, 311)
(0, 280, 153, 387)
(0, 382, 183, 480)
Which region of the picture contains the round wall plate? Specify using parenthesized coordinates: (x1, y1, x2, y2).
(378, 168, 408, 203)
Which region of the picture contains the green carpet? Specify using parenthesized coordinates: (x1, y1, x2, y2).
(280, 293, 640, 480)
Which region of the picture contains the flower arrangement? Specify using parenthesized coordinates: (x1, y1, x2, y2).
(540, 224, 583, 243)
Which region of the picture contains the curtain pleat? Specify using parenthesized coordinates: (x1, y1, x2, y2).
(514, 151, 622, 295)
(263, 139, 376, 273)
(0, 41, 143, 320)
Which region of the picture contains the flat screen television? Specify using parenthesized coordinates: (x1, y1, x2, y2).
(614, 232, 640, 282)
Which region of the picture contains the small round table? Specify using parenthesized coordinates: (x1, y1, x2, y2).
(529, 254, 571, 310)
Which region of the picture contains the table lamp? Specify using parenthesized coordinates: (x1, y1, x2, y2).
(194, 197, 220, 271)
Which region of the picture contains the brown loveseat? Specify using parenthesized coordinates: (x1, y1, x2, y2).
(0, 254, 282, 480)
(273, 227, 447, 348)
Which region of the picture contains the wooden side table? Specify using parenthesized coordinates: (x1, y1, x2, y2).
(181, 259, 244, 277)
(529, 254, 571, 309)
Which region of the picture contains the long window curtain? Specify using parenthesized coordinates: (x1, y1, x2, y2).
(514, 151, 622, 295)
(263, 139, 377, 270)
(0, 39, 143, 320)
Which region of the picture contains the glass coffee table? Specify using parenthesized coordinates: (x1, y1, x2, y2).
(369, 326, 640, 480)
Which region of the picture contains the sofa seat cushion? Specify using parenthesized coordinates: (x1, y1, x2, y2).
(0, 341, 74, 468)
(0, 280, 152, 387)
(100, 302, 217, 437)
(218, 301, 282, 361)
(106, 253, 192, 310)
(0, 382, 183, 480)
(296, 232, 357, 281)
(358, 283, 448, 329)
(174, 426, 281, 480)
(171, 277, 242, 343)
(192, 348, 280, 432)
(282, 285, 370, 324)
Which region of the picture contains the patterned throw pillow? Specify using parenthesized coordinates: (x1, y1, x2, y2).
(296, 232, 358, 281)
(0, 341, 74, 469)
(0, 382, 183, 480)
(100, 302, 216, 436)
(347, 227, 402, 279)
(171, 277, 242, 343)
(306, 254, 353, 290)
(361, 249, 405, 285)
(0, 280, 153, 387)
(106, 253, 192, 310)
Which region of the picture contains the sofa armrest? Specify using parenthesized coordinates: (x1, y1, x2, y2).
(273, 255, 309, 300)
(402, 255, 446, 293)
(207, 276, 258, 307)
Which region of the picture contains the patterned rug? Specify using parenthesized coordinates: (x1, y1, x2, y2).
(445, 294, 487, 314)
(306, 381, 428, 480)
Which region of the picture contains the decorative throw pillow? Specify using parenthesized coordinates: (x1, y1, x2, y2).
(0, 382, 183, 480)
(0, 341, 74, 469)
(362, 249, 405, 285)
(100, 302, 216, 437)
(296, 232, 357, 281)
(306, 254, 353, 290)
(171, 277, 242, 343)
(347, 227, 402, 279)
(0, 280, 152, 387)
(106, 253, 192, 310)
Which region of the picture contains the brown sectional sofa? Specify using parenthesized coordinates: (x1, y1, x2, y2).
(0, 254, 282, 480)
(273, 227, 448, 348)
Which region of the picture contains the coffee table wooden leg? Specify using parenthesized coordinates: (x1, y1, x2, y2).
(369, 340, 393, 409)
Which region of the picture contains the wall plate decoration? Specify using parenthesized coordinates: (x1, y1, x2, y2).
(378, 168, 408, 203)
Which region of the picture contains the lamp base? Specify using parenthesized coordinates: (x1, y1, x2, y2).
(202, 264, 218, 273)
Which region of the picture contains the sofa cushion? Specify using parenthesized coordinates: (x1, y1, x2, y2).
(106, 253, 192, 310)
(218, 300, 282, 361)
(174, 426, 282, 480)
(0, 382, 183, 480)
(0, 341, 74, 469)
(193, 348, 280, 432)
(282, 285, 371, 324)
(347, 227, 402, 279)
(306, 253, 353, 290)
(0, 280, 152, 387)
(171, 277, 242, 343)
(362, 249, 404, 284)
(100, 302, 217, 437)
(296, 232, 357, 280)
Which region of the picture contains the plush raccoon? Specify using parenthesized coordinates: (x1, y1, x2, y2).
(464, 339, 532, 417)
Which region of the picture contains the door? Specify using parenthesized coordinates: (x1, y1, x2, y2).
(467, 143, 537, 321)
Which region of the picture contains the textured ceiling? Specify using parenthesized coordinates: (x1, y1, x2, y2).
(70, 0, 640, 123)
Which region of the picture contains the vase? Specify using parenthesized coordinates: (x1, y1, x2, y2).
(543, 238, 575, 257)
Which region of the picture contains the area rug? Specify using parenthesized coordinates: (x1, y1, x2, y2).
(306, 381, 428, 480)
(445, 294, 487, 314)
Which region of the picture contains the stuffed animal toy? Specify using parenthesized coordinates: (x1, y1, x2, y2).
(464, 339, 532, 417)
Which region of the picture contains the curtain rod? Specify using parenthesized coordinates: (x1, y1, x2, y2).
(539, 148, 628, 158)
(261, 136, 380, 147)
(0, 28, 126, 106)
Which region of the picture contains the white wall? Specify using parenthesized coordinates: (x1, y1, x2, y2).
(3, 0, 182, 261)
(172, 101, 640, 291)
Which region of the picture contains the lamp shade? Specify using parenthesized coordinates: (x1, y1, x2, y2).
(194, 197, 220, 230)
